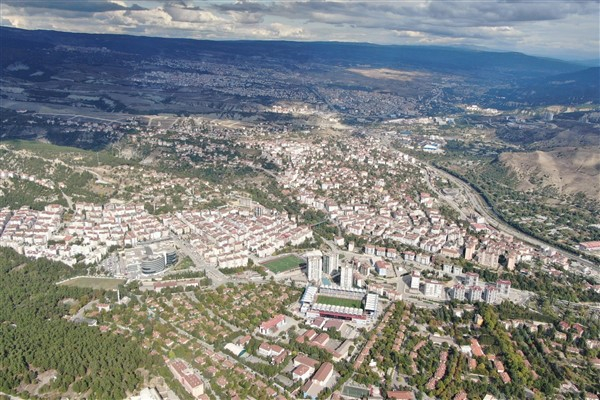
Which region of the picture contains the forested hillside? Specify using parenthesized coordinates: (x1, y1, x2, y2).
(0, 248, 153, 399)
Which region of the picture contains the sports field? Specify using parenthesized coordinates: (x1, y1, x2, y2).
(59, 277, 126, 290)
(316, 295, 363, 309)
(342, 385, 369, 398)
(262, 255, 304, 273)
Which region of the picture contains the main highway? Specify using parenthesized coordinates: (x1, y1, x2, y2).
(423, 163, 599, 276)
(170, 235, 229, 286)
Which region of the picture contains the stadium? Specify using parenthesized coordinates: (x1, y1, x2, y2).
(300, 284, 379, 326)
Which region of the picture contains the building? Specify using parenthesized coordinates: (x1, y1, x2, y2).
(374, 260, 389, 277)
(364, 293, 379, 318)
(340, 263, 353, 288)
(478, 249, 499, 268)
(580, 241, 600, 252)
(306, 250, 323, 283)
(292, 364, 313, 382)
(468, 286, 483, 302)
(167, 359, 204, 398)
(410, 270, 421, 290)
(465, 272, 479, 287)
(443, 264, 462, 275)
(386, 248, 398, 259)
(259, 314, 286, 335)
(464, 239, 477, 260)
(496, 280, 511, 297)
(312, 362, 334, 385)
(130, 387, 163, 400)
(483, 285, 498, 304)
(358, 261, 370, 277)
(294, 354, 320, 370)
(423, 279, 443, 298)
(443, 264, 453, 274)
(322, 253, 339, 274)
(471, 338, 485, 357)
(387, 392, 415, 400)
(415, 253, 431, 266)
(506, 253, 516, 270)
(451, 284, 466, 301)
(301, 285, 371, 324)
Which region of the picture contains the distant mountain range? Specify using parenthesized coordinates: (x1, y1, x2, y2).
(492, 67, 600, 106)
(1, 26, 598, 114)
(0, 27, 586, 82)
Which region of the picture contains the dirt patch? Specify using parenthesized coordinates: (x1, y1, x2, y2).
(347, 68, 429, 81)
(500, 147, 600, 198)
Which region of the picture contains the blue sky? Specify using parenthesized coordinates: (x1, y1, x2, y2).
(1, 0, 598, 61)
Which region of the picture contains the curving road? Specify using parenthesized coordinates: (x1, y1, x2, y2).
(423, 163, 599, 276)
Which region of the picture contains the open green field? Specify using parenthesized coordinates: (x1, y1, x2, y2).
(173, 255, 195, 271)
(5, 140, 132, 167)
(262, 255, 304, 273)
(342, 385, 369, 398)
(59, 277, 125, 290)
(316, 295, 363, 309)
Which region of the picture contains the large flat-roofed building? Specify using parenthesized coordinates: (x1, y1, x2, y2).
(122, 240, 178, 277)
(364, 293, 379, 318)
(422, 279, 443, 298)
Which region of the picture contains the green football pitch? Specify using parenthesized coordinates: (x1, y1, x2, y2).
(315, 295, 363, 309)
(262, 255, 304, 273)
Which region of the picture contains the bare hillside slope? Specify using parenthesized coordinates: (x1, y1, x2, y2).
(500, 147, 600, 199)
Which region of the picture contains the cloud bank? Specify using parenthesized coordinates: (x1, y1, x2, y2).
(1, 0, 598, 60)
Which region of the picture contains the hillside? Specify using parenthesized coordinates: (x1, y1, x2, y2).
(499, 147, 600, 198)
(0, 27, 591, 126)
(491, 67, 600, 106)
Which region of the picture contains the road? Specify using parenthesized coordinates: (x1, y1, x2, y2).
(70, 299, 98, 321)
(424, 163, 599, 276)
(170, 235, 228, 286)
(0, 391, 25, 400)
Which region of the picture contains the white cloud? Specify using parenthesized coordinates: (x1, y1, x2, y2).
(0, 0, 598, 59)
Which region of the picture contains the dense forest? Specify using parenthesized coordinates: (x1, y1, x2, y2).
(0, 247, 153, 399)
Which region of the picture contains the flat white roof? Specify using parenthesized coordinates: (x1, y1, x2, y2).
(301, 285, 318, 304)
(311, 303, 363, 316)
(365, 293, 379, 312)
(320, 284, 366, 294)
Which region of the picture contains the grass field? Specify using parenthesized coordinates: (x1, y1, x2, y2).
(59, 277, 125, 290)
(173, 256, 195, 271)
(6, 140, 131, 167)
(316, 295, 363, 309)
(342, 386, 369, 398)
(262, 255, 304, 273)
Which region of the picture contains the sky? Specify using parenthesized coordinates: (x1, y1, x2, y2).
(1, 0, 598, 61)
